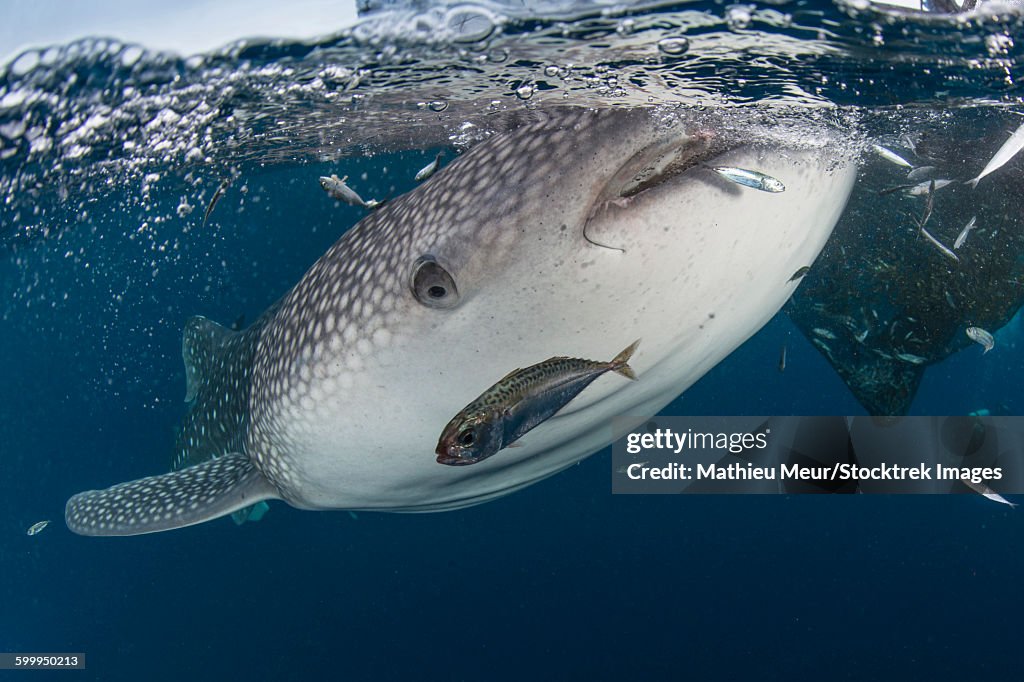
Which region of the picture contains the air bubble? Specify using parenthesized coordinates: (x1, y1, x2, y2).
(487, 48, 509, 64)
(657, 37, 690, 56)
(515, 84, 535, 100)
(726, 5, 753, 31)
(428, 100, 449, 112)
(11, 50, 40, 76)
(120, 46, 144, 68)
(446, 8, 495, 43)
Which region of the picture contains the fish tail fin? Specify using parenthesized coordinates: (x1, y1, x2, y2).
(966, 177, 981, 189)
(610, 339, 641, 380)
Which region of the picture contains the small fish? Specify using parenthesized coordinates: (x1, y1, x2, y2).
(896, 352, 928, 365)
(616, 462, 648, 474)
(961, 478, 1016, 508)
(966, 326, 995, 353)
(414, 151, 444, 182)
(319, 174, 380, 209)
(436, 340, 640, 466)
(872, 144, 913, 168)
(967, 121, 1024, 188)
(778, 344, 786, 372)
(906, 165, 937, 182)
(812, 327, 837, 340)
(907, 179, 952, 196)
(918, 179, 936, 230)
(953, 216, 977, 250)
(920, 226, 959, 263)
(347, 511, 359, 520)
(26, 520, 50, 536)
(202, 179, 230, 228)
(854, 328, 869, 343)
(708, 166, 785, 193)
(878, 184, 914, 196)
(788, 266, 811, 282)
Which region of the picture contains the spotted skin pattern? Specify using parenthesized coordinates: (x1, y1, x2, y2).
(66, 454, 276, 536)
(174, 316, 263, 471)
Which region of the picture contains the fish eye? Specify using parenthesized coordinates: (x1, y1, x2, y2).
(410, 255, 459, 309)
(458, 428, 475, 446)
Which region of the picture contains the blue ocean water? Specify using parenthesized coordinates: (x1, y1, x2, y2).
(3, 0, 1024, 679)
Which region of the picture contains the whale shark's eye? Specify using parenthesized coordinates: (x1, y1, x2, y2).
(411, 255, 459, 309)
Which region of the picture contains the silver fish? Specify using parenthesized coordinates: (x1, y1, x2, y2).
(813, 327, 837, 340)
(26, 520, 50, 536)
(896, 353, 928, 365)
(967, 121, 1024, 188)
(920, 226, 959, 263)
(436, 341, 640, 466)
(966, 326, 995, 353)
(953, 216, 977, 250)
(961, 478, 1016, 508)
(414, 151, 444, 182)
(778, 344, 786, 372)
(907, 179, 952, 196)
(617, 462, 649, 474)
(872, 144, 913, 168)
(708, 166, 785, 193)
(918, 179, 936, 230)
(319, 174, 380, 209)
(201, 179, 230, 228)
(906, 165, 937, 182)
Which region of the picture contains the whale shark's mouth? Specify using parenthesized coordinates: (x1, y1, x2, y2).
(597, 128, 731, 208)
(582, 127, 734, 251)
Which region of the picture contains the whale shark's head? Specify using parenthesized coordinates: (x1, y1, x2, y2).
(247, 107, 858, 511)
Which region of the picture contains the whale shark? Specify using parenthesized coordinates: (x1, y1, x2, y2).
(65, 107, 857, 535)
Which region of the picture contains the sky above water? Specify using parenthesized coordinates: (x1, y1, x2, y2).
(0, 0, 359, 65)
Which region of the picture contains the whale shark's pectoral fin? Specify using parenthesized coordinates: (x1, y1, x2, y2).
(65, 453, 279, 537)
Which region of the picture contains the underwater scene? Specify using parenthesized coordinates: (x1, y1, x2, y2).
(3, 0, 1024, 678)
